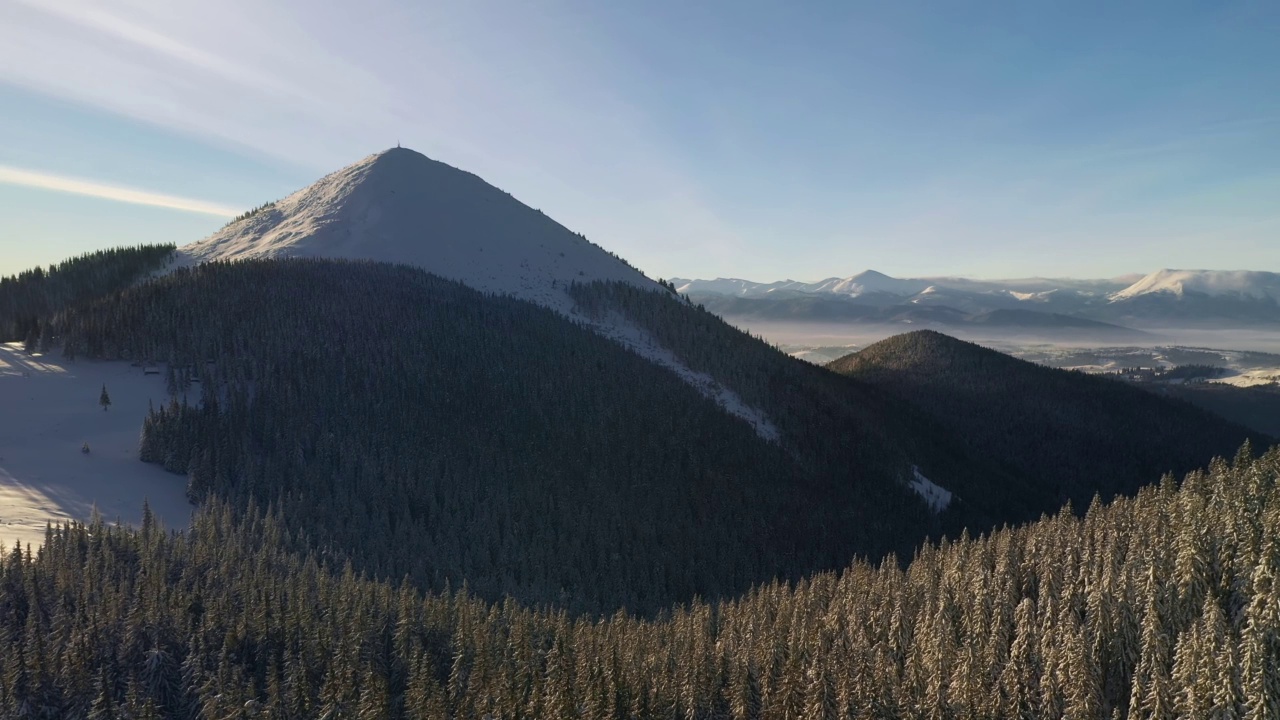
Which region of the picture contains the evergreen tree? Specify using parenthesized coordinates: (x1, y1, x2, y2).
(1240, 540, 1280, 720)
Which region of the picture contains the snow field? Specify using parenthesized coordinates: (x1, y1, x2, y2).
(0, 344, 191, 550)
(909, 466, 952, 513)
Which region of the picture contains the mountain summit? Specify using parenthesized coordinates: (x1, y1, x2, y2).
(1111, 269, 1280, 301)
(181, 147, 659, 311)
(180, 148, 776, 437)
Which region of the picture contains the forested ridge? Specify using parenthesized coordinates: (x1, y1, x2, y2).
(1156, 383, 1280, 438)
(2, 250, 1279, 717)
(568, 281, 987, 507)
(1, 445, 1276, 719)
(0, 245, 175, 346)
(10, 258, 1267, 617)
(48, 259, 942, 615)
(829, 330, 1273, 523)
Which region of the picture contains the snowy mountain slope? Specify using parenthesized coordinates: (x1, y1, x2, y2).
(672, 278, 802, 297)
(674, 273, 929, 299)
(810, 270, 932, 298)
(0, 344, 190, 549)
(1111, 269, 1280, 301)
(181, 147, 779, 438)
(571, 308, 780, 441)
(181, 147, 660, 314)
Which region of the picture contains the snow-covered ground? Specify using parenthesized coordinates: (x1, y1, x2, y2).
(1215, 367, 1280, 388)
(574, 309, 780, 442)
(1024, 347, 1280, 388)
(0, 344, 191, 550)
(909, 466, 952, 513)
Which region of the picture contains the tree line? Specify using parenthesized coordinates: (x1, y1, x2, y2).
(0, 244, 175, 347)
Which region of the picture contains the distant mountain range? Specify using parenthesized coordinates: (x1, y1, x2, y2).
(674, 268, 1280, 331)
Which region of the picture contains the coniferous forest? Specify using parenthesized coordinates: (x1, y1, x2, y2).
(0, 445, 1276, 718)
(0, 245, 176, 347)
(570, 281, 1272, 525)
(53, 259, 940, 615)
(827, 330, 1275, 522)
(1, 251, 1277, 717)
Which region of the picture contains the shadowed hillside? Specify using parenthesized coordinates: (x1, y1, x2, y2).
(0, 244, 175, 346)
(828, 330, 1272, 521)
(49, 259, 950, 615)
(1156, 382, 1280, 437)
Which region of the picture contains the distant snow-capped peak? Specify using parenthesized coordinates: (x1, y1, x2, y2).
(673, 271, 931, 299)
(817, 270, 932, 297)
(1111, 269, 1280, 302)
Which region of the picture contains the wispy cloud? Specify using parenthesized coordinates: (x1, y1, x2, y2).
(0, 0, 739, 275)
(0, 165, 240, 217)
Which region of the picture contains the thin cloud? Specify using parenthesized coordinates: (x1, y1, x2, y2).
(12, 0, 302, 101)
(0, 165, 240, 217)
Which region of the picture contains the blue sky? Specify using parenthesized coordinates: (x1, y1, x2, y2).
(1, 0, 1277, 281)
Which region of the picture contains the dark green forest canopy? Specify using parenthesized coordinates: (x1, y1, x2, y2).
(0, 244, 175, 345)
(2, 250, 1278, 717)
(11, 253, 1269, 619)
(829, 330, 1273, 522)
(1, 444, 1276, 719)
(1155, 382, 1280, 438)
(50, 259, 943, 616)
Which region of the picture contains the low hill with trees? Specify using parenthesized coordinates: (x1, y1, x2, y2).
(828, 330, 1272, 522)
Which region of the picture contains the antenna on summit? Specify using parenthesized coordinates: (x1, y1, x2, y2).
(396, 140, 400, 148)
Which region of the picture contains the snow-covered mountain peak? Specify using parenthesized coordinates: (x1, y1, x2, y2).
(180, 147, 660, 312)
(178, 149, 779, 440)
(1111, 269, 1280, 302)
(815, 271, 932, 298)
(850, 269, 893, 282)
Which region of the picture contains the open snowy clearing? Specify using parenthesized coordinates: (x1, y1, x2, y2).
(0, 344, 191, 550)
(909, 466, 953, 513)
(1213, 367, 1280, 388)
